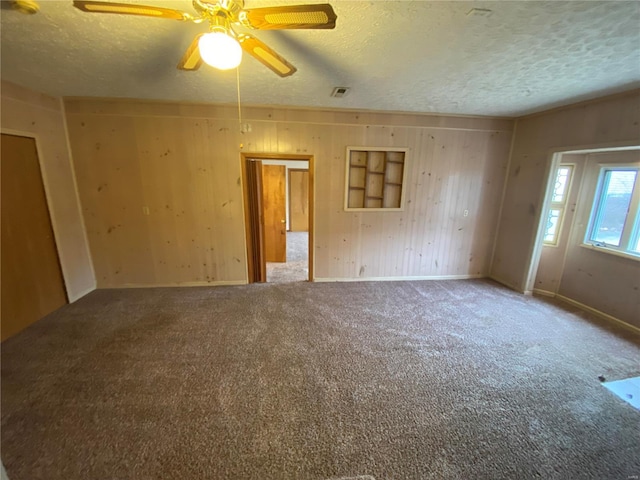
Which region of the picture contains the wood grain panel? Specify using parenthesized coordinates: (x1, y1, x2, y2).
(289, 169, 309, 231)
(65, 97, 513, 286)
(262, 165, 287, 262)
(1, 134, 67, 341)
(64, 98, 514, 132)
(68, 114, 248, 286)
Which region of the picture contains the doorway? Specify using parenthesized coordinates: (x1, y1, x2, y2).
(241, 153, 314, 283)
(1, 133, 68, 341)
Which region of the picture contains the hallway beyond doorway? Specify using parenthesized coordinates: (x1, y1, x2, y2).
(267, 232, 308, 283)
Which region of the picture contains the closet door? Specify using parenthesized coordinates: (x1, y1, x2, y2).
(1, 134, 67, 341)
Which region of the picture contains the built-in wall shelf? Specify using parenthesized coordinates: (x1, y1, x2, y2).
(344, 147, 408, 211)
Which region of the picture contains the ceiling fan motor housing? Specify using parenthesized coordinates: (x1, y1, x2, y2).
(194, 0, 244, 22)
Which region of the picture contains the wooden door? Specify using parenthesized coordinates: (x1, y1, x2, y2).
(1, 134, 67, 341)
(289, 169, 309, 232)
(262, 165, 286, 263)
(245, 159, 266, 282)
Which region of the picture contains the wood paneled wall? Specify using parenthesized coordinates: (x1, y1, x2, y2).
(491, 89, 640, 293)
(64, 98, 513, 286)
(1, 81, 95, 302)
(66, 112, 248, 286)
(314, 125, 511, 280)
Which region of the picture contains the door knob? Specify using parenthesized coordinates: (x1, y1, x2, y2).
(281, 219, 286, 223)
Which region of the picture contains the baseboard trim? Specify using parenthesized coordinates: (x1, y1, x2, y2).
(533, 289, 640, 335)
(555, 294, 640, 335)
(68, 284, 96, 303)
(532, 288, 556, 298)
(100, 280, 247, 289)
(314, 274, 485, 283)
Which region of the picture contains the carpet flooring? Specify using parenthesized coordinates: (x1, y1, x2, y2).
(267, 231, 308, 283)
(1, 279, 639, 480)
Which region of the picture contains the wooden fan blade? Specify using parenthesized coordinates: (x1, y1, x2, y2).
(73, 1, 189, 20)
(238, 34, 297, 77)
(177, 34, 204, 71)
(240, 4, 337, 30)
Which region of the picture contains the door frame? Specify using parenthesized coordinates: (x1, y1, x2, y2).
(1, 129, 70, 299)
(241, 153, 314, 283)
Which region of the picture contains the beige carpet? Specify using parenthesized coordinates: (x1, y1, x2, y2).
(1, 279, 639, 479)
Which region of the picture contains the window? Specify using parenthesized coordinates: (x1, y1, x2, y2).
(344, 147, 408, 211)
(543, 165, 574, 245)
(585, 166, 640, 256)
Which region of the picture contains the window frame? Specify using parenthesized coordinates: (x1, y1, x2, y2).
(583, 163, 640, 259)
(543, 164, 575, 246)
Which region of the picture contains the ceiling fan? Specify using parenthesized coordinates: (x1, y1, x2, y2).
(73, 0, 337, 77)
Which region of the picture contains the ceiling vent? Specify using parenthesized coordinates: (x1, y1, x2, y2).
(331, 87, 350, 98)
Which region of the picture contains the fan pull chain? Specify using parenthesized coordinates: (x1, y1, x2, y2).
(236, 66, 243, 132)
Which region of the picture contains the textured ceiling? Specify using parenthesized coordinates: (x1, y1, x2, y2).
(1, 0, 639, 117)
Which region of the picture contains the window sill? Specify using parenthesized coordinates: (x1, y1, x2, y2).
(579, 243, 640, 262)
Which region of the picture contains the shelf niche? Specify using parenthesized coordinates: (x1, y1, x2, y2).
(345, 147, 408, 211)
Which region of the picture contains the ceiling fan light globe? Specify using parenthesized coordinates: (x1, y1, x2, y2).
(198, 32, 242, 70)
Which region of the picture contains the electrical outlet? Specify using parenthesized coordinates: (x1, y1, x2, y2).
(463, 209, 469, 217)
